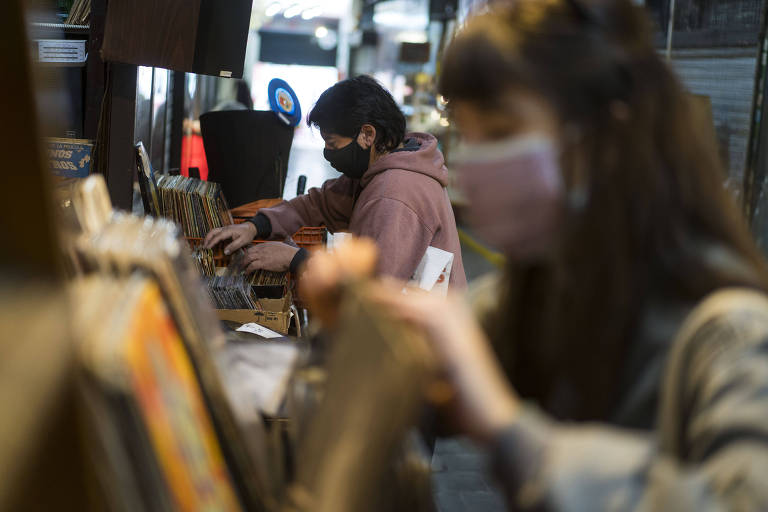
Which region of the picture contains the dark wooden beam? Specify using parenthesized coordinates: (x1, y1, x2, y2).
(84, 0, 106, 139)
(169, 70, 186, 172)
(85, 0, 138, 211)
(104, 61, 138, 211)
(0, 0, 60, 275)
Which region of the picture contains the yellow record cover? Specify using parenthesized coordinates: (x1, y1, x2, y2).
(123, 282, 242, 512)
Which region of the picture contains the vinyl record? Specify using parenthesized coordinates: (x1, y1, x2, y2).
(268, 78, 301, 127)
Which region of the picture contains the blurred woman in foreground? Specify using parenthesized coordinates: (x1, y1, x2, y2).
(304, 0, 768, 509)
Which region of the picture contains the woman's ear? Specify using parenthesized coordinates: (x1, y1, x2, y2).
(357, 124, 377, 150)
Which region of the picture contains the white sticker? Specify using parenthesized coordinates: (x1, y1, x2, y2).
(220, 71, 233, 78)
(236, 322, 283, 339)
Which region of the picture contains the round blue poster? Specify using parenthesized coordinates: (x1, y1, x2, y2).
(268, 78, 301, 126)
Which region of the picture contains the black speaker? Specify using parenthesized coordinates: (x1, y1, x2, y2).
(103, 0, 253, 78)
(400, 42, 431, 63)
(200, 110, 294, 208)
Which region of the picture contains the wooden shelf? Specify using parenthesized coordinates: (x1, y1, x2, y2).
(35, 60, 87, 68)
(30, 22, 90, 37)
(31, 22, 90, 31)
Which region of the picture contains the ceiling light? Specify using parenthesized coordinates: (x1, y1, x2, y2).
(316, 28, 338, 50)
(373, 0, 428, 31)
(283, 4, 303, 18)
(395, 30, 428, 43)
(265, 2, 282, 17)
(302, 6, 323, 20)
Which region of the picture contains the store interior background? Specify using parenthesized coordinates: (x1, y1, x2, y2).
(8, 0, 768, 510)
(42, 0, 768, 263)
(106, 0, 505, 279)
(125, 4, 768, 507)
(132, 0, 458, 200)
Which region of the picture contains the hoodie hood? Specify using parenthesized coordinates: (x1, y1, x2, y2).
(361, 132, 448, 188)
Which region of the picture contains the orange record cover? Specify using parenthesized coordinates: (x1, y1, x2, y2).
(123, 282, 242, 511)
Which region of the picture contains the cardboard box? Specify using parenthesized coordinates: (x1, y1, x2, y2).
(216, 295, 294, 335)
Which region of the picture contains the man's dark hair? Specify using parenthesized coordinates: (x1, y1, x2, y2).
(307, 75, 406, 153)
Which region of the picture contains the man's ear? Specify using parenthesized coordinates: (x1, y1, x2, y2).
(357, 124, 377, 150)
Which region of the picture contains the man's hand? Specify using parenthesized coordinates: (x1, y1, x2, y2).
(242, 242, 300, 273)
(204, 223, 258, 254)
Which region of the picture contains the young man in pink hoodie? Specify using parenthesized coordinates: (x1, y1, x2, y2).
(204, 75, 466, 289)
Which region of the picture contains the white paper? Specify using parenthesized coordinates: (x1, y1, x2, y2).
(326, 231, 352, 252)
(236, 322, 284, 339)
(218, 342, 299, 416)
(407, 246, 454, 296)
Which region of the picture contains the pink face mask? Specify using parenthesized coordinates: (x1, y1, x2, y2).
(453, 135, 564, 260)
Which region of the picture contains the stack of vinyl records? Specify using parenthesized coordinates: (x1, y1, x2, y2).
(65, 0, 90, 25)
(156, 174, 233, 238)
(73, 275, 244, 510)
(64, 175, 436, 512)
(135, 142, 161, 217)
(207, 274, 258, 310)
(192, 247, 216, 277)
(205, 269, 290, 310)
(286, 284, 436, 512)
(66, 176, 273, 511)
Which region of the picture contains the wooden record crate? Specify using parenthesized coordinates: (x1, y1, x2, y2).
(292, 227, 326, 251)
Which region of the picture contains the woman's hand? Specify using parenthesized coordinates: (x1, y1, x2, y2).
(299, 237, 379, 329)
(299, 235, 520, 441)
(204, 222, 258, 254)
(367, 287, 520, 442)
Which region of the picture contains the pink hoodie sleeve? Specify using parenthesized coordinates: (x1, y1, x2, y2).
(352, 197, 433, 281)
(260, 176, 358, 238)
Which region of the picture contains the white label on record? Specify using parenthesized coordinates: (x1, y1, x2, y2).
(236, 322, 283, 339)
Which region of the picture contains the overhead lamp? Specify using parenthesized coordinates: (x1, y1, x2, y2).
(316, 27, 337, 50)
(373, 0, 428, 31)
(283, 3, 303, 18)
(302, 6, 324, 20)
(265, 2, 282, 17)
(395, 30, 428, 43)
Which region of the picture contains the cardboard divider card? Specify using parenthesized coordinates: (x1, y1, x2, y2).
(236, 323, 283, 339)
(407, 246, 454, 296)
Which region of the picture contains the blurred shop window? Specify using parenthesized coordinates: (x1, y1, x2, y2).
(258, 30, 337, 67)
(179, 73, 222, 180)
(251, 62, 337, 150)
(135, 66, 172, 175)
(134, 66, 170, 172)
(251, 61, 341, 199)
(644, 0, 761, 45)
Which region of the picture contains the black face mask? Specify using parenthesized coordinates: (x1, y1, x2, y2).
(323, 139, 371, 179)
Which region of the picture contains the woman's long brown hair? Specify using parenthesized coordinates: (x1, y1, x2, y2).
(440, 0, 768, 421)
